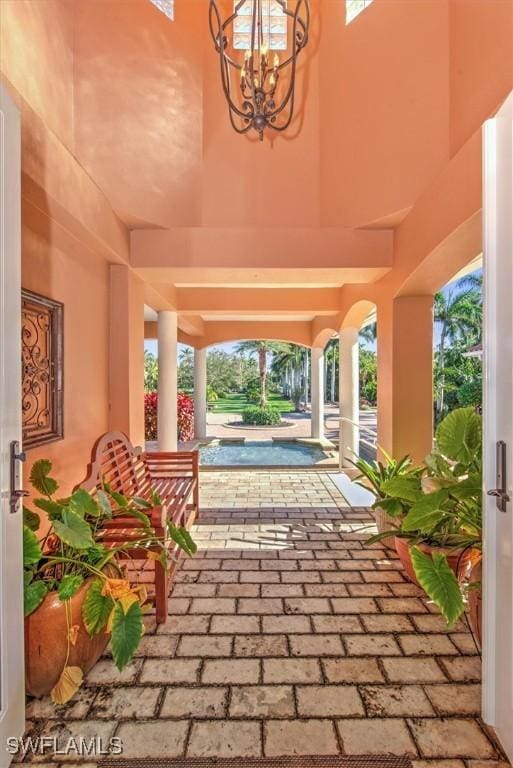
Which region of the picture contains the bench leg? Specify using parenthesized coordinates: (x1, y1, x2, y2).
(192, 480, 199, 524)
(155, 563, 169, 624)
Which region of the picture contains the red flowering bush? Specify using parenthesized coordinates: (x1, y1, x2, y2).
(177, 391, 194, 441)
(144, 392, 158, 440)
(144, 391, 194, 442)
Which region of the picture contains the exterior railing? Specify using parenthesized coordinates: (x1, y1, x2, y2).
(334, 415, 377, 471)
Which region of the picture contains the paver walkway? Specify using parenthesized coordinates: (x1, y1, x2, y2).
(205, 407, 377, 450)
(200, 470, 347, 509)
(22, 472, 508, 767)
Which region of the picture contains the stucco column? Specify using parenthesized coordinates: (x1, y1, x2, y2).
(377, 295, 433, 464)
(157, 310, 177, 451)
(109, 265, 145, 447)
(311, 347, 325, 439)
(339, 327, 359, 467)
(194, 347, 207, 440)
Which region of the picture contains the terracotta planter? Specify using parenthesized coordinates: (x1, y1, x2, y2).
(467, 560, 482, 649)
(394, 537, 477, 587)
(25, 579, 109, 698)
(372, 506, 397, 550)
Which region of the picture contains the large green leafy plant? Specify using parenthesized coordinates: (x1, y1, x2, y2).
(23, 460, 196, 703)
(351, 450, 419, 522)
(368, 407, 482, 626)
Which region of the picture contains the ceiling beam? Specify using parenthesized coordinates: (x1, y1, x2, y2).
(131, 227, 393, 269)
(173, 287, 342, 315)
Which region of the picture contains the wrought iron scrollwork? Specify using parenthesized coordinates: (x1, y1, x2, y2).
(21, 289, 63, 448)
(209, 0, 310, 140)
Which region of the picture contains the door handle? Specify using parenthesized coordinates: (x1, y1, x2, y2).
(9, 440, 26, 514)
(487, 440, 510, 513)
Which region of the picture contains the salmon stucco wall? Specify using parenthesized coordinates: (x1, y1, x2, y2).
(22, 203, 111, 498)
(1, 0, 135, 498)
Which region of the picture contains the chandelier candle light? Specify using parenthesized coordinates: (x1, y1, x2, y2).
(209, 0, 310, 140)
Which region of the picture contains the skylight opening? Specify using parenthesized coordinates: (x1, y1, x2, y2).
(346, 0, 373, 24)
(149, 0, 174, 21)
(233, 0, 288, 51)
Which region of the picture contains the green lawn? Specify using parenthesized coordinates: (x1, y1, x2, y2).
(209, 392, 295, 415)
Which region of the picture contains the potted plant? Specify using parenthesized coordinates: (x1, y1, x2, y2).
(369, 407, 482, 643)
(351, 451, 417, 548)
(23, 459, 196, 703)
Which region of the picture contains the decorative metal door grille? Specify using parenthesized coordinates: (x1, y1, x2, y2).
(21, 289, 63, 449)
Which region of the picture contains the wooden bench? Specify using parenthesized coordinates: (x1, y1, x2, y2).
(79, 431, 199, 623)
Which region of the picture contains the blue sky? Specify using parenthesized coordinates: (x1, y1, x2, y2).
(144, 267, 482, 359)
(144, 339, 235, 357)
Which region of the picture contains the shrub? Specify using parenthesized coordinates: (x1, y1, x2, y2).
(242, 405, 282, 426)
(144, 391, 194, 442)
(207, 385, 218, 402)
(245, 376, 262, 403)
(457, 380, 482, 409)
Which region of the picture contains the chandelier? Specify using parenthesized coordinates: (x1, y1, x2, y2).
(209, 0, 310, 140)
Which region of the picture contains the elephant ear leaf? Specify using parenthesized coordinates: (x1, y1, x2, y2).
(82, 579, 113, 635)
(97, 489, 112, 518)
(103, 482, 128, 508)
(111, 600, 143, 671)
(58, 574, 84, 601)
(29, 459, 58, 496)
(381, 475, 423, 503)
(68, 489, 100, 518)
(436, 407, 482, 464)
(402, 490, 448, 533)
(24, 580, 48, 616)
(53, 510, 94, 550)
(23, 525, 42, 566)
(33, 498, 64, 520)
(51, 665, 83, 705)
(23, 506, 40, 532)
(168, 523, 197, 556)
(410, 546, 464, 626)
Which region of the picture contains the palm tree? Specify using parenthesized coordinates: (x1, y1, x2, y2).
(177, 346, 194, 390)
(179, 346, 194, 364)
(235, 340, 278, 406)
(359, 322, 377, 345)
(324, 338, 339, 403)
(434, 274, 482, 417)
(271, 343, 307, 409)
(144, 349, 159, 392)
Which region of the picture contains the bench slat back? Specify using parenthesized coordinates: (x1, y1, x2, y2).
(144, 451, 197, 479)
(80, 431, 152, 499)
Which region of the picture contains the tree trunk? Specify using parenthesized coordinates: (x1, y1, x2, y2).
(437, 325, 447, 419)
(304, 350, 309, 409)
(331, 352, 336, 403)
(259, 347, 267, 406)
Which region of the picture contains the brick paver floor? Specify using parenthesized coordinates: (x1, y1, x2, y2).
(22, 471, 509, 767)
(200, 470, 347, 508)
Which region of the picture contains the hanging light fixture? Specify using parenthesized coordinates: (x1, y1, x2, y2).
(209, 0, 310, 141)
